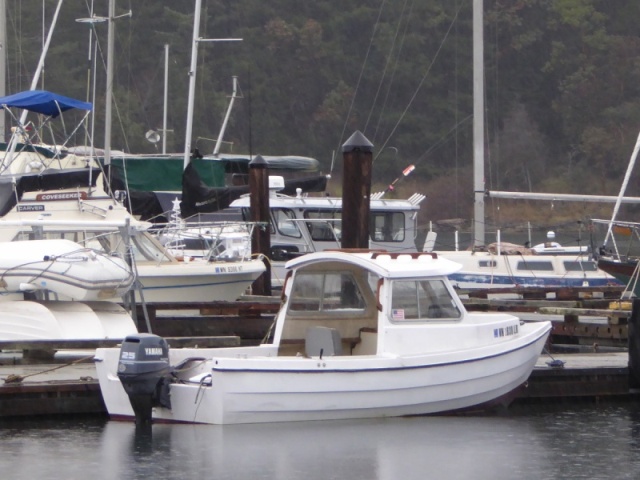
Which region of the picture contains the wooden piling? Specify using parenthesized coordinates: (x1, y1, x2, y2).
(341, 131, 374, 249)
(628, 298, 640, 390)
(249, 155, 272, 296)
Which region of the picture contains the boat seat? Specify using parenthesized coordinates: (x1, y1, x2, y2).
(427, 305, 444, 318)
(352, 327, 377, 355)
(305, 326, 342, 357)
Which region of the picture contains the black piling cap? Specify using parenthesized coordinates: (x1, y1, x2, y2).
(249, 155, 268, 169)
(342, 130, 374, 153)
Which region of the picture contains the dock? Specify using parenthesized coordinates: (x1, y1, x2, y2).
(1, 286, 639, 419)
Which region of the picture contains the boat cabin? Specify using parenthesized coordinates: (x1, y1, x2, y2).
(273, 251, 464, 357)
(0, 180, 178, 265)
(229, 181, 427, 259)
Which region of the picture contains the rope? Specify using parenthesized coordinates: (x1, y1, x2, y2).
(543, 346, 565, 369)
(2, 354, 95, 384)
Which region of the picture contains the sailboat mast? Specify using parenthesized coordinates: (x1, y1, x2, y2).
(213, 76, 239, 156)
(163, 44, 169, 155)
(104, 0, 115, 167)
(0, 0, 5, 142)
(604, 131, 640, 245)
(472, 0, 485, 247)
(183, 0, 202, 170)
(183, 1, 242, 169)
(3, 0, 62, 169)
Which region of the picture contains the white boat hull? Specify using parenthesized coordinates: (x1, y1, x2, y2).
(440, 250, 617, 290)
(95, 250, 552, 425)
(0, 300, 137, 341)
(95, 321, 550, 424)
(133, 259, 266, 303)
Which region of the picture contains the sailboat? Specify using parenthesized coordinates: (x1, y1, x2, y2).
(592, 132, 640, 296)
(69, 4, 326, 223)
(421, 1, 621, 291)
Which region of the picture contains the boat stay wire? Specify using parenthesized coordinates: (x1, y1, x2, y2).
(363, 0, 413, 136)
(373, 2, 464, 166)
(335, 0, 387, 156)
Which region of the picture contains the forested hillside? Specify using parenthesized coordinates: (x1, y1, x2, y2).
(5, 0, 640, 227)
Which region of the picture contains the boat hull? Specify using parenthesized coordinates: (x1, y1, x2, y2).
(133, 259, 266, 303)
(0, 300, 137, 341)
(95, 322, 550, 425)
(442, 250, 619, 290)
(597, 257, 639, 295)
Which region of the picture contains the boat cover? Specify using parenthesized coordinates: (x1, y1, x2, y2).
(179, 163, 328, 219)
(206, 154, 320, 173)
(101, 162, 328, 222)
(0, 90, 92, 117)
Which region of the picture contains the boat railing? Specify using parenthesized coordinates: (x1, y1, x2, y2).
(592, 218, 640, 260)
(154, 220, 267, 262)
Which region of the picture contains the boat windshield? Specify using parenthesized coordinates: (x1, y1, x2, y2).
(272, 208, 302, 238)
(303, 211, 342, 242)
(390, 279, 461, 321)
(13, 229, 173, 263)
(289, 271, 367, 313)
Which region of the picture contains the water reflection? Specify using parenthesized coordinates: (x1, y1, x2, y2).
(2, 404, 640, 480)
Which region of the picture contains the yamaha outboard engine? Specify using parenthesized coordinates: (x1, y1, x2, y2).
(117, 333, 170, 426)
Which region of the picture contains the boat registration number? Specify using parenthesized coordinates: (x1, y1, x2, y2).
(493, 324, 518, 338)
(215, 266, 242, 273)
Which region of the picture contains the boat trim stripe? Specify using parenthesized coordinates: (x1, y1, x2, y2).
(210, 329, 549, 374)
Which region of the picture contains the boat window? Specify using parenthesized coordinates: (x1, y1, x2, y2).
(15, 230, 110, 251)
(11, 229, 173, 263)
(391, 279, 461, 321)
(272, 208, 302, 238)
(242, 207, 278, 236)
(303, 210, 342, 242)
(131, 233, 173, 262)
(564, 260, 598, 272)
(370, 212, 405, 242)
(516, 260, 554, 271)
(289, 271, 366, 313)
(175, 238, 210, 250)
(478, 260, 497, 268)
(13, 231, 38, 241)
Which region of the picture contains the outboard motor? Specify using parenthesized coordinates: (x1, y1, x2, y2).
(117, 333, 171, 426)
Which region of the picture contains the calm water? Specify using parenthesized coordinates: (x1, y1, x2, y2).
(1, 402, 640, 480)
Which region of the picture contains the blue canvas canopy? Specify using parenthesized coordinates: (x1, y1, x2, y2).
(0, 90, 92, 117)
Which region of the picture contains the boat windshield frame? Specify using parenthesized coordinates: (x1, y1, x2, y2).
(12, 228, 175, 263)
(389, 278, 462, 322)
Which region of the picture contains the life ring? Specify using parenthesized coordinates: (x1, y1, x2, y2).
(24, 160, 45, 173)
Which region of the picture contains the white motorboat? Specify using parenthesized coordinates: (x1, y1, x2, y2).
(228, 181, 618, 290)
(0, 172, 266, 304)
(227, 177, 428, 286)
(228, 180, 427, 256)
(439, 230, 618, 291)
(0, 238, 133, 301)
(95, 250, 551, 425)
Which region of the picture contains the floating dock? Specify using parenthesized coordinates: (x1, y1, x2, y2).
(1, 288, 639, 420)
